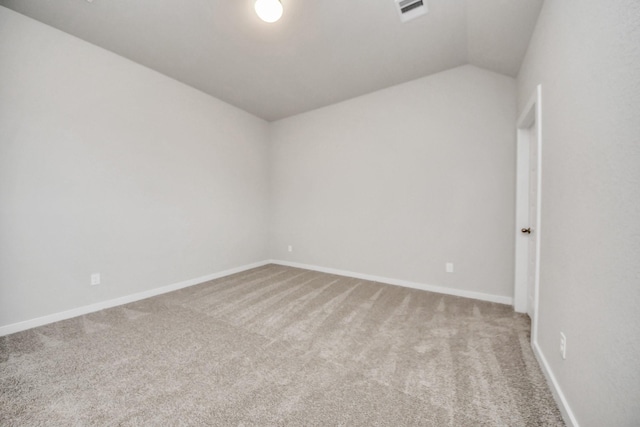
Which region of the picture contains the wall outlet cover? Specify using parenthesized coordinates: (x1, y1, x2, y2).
(91, 273, 101, 286)
(560, 332, 567, 359)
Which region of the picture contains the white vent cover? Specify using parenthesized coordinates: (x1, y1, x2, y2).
(395, 0, 428, 23)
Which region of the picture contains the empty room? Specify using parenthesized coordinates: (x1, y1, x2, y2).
(0, 0, 638, 426)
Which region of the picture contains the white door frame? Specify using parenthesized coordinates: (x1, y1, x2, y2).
(514, 84, 542, 344)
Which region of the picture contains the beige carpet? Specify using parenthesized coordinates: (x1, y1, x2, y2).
(1, 264, 564, 426)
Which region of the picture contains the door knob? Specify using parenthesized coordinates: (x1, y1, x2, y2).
(521, 228, 531, 234)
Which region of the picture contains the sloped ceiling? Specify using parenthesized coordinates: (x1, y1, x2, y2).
(0, 0, 543, 121)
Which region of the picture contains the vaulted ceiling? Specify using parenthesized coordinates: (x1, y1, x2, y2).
(0, 0, 543, 121)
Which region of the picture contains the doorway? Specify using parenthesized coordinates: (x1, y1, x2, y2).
(514, 85, 542, 345)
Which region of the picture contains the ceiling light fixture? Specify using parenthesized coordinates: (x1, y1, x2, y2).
(254, 0, 283, 23)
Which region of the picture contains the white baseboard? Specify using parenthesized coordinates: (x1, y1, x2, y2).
(0, 260, 270, 337)
(533, 340, 580, 427)
(270, 260, 513, 306)
(1, 259, 513, 336)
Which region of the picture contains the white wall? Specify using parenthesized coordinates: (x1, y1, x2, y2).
(518, 1, 640, 425)
(270, 65, 517, 300)
(0, 7, 269, 328)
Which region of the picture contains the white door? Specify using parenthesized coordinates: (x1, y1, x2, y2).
(514, 84, 542, 344)
(526, 122, 538, 319)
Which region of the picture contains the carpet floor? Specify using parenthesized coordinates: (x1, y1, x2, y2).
(1, 264, 564, 426)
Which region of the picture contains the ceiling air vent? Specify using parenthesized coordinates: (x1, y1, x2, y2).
(395, 0, 428, 23)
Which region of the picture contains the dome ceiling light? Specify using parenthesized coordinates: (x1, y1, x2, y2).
(254, 0, 283, 23)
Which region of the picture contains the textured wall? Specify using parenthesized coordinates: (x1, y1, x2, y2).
(518, 0, 640, 425)
(270, 65, 517, 300)
(0, 8, 269, 328)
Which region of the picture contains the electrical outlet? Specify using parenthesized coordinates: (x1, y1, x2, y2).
(446, 262, 454, 273)
(560, 332, 567, 360)
(91, 273, 101, 286)
(288, 245, 293, 252)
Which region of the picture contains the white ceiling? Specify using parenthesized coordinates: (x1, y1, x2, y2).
(0, 0, 543, 121)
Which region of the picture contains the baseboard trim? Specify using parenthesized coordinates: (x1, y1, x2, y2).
(270, 260, 513, 305)
(533, 340, 580, 427)
(1, 259, 513, 336)
(0, 260, 270, 337)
